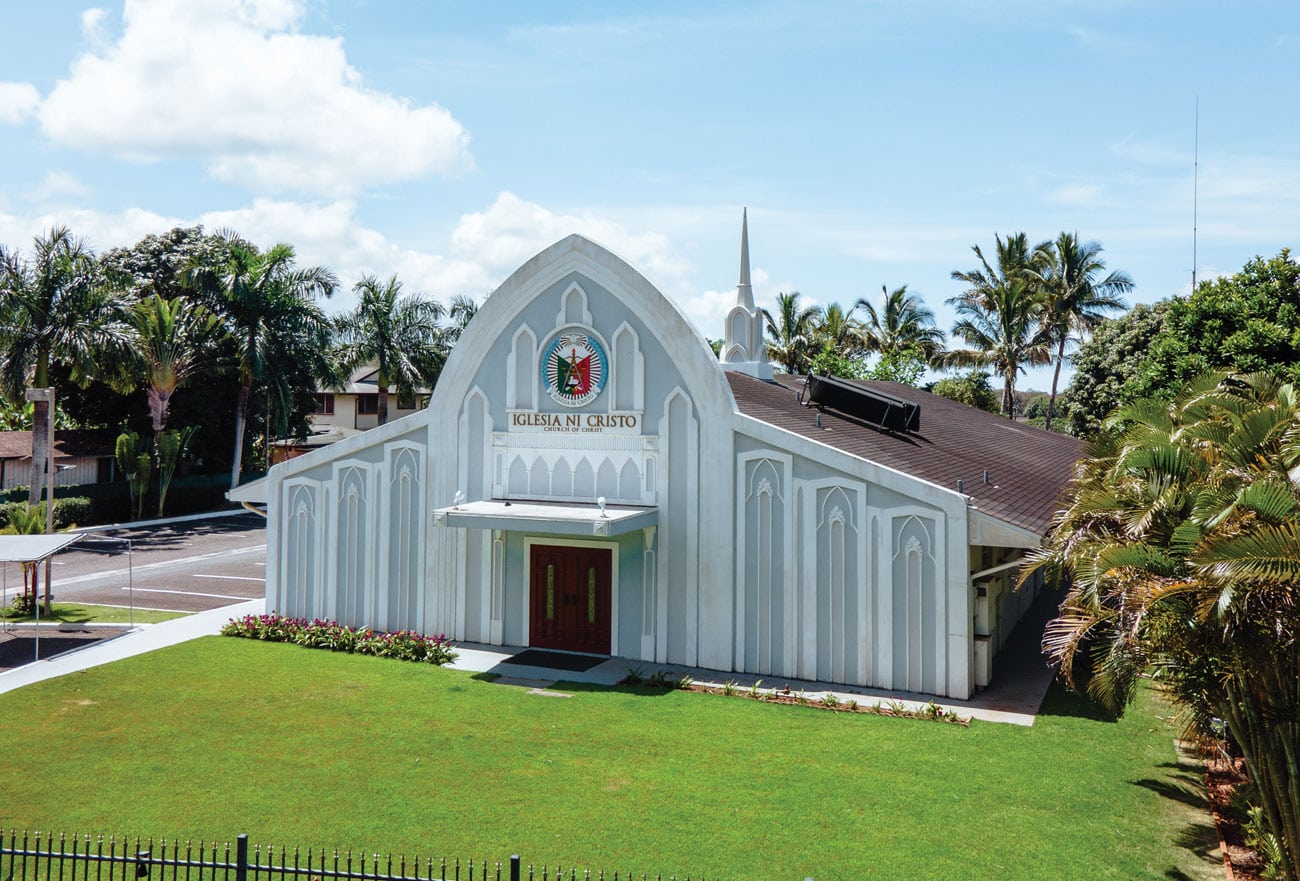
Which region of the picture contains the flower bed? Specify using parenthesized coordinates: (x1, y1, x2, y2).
(619, 667, 970, 725)
(222, 613, 457, 666)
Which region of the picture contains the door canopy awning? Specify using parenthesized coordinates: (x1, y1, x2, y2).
(433, 499, 657, 537)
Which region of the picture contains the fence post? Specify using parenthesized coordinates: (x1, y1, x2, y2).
(510, 856, 520, 881)
(236, 835, 249, 881)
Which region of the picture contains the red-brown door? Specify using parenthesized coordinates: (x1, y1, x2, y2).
(529, 544, 611, 654)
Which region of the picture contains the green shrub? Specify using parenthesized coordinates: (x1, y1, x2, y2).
(53, 496, 93, 528)
(929, 371, 999, 413)
(221, 613, 457, 666)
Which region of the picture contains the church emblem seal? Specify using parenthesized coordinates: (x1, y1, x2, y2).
(540, 328, 607, 407)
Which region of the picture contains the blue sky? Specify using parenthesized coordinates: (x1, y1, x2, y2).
(2, 1, 1297, 388)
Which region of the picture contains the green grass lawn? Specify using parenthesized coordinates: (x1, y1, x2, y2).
(0, 638, 1220, 880)
(1, 603, 186, 625)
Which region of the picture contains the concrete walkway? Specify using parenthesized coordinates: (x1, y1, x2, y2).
(0, 590, 1062, 725)
(450, 588, 1062, 726)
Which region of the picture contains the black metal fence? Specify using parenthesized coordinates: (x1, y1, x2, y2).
(0, 832, 720, 881)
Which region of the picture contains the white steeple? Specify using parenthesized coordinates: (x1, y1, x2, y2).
(737, 208, 754, 309)
(720, 208, 773, 381)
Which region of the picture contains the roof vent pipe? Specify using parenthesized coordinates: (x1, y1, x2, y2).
(983, 469, 990, 484)
(958, 479, 964, 493)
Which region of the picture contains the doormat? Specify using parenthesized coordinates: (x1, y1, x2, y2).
(502, 649, 607, 672)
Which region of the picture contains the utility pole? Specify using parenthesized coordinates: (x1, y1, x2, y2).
(24, 386, 55, 613)
(1192, 96, 1199, 294)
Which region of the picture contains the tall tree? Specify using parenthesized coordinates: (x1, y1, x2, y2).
(1036, 233, 1132, 431)
(855, 285, 945, 364)
(1058, 301, 1170, 437)
(100, 226, 232, 301)
(125, 294, 222, 443)
(1131, 250, 1300, 399)
(762, 291, 823, 374)
(0, 226, 131, 503)
(812, 302, 868, 360)
(444, 294, 479, 346)
(90, 227, 240, 475)
(1024, 372, 1300, 881)
(946, 280, 1051, 416)
(332, 274, 446, 426)
(184, 236, 336, 489)
(949, 232, 1047, 310)
(948, 234, 1052, 416)
(1062, 251, 1300, 438)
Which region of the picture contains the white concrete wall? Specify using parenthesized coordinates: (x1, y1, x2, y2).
(1, 457, 104, 491)
(261, 235, 1043, 701)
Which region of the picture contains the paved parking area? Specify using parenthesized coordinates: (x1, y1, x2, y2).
(0, 511, 266, 614)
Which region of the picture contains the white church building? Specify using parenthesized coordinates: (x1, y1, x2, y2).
(241, 218, 1081, 699)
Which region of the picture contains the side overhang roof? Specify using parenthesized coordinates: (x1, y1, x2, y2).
(227, 476, 269, 505)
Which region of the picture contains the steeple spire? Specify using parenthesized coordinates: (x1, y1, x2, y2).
(737, 207, 753, 307)
(720, 207, 773, 381)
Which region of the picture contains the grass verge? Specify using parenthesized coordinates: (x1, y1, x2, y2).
(0, 637, 1219, 880)
(1, 603, 187, 625)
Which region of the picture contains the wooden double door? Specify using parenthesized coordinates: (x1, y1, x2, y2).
(529, 544, 612, 655)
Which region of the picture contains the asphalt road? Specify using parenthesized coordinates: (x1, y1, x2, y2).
(1, 512, 267, 614)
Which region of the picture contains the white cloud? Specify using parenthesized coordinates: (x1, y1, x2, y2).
(26, 171, 93, 202)
(39, 0, 472, 196)
(0, 205, 183, 256)
(843, 223, 988, 264)
(0, 192, 744, 340)
(0, 82, 40, 125)
(451, 192, 691, 283)
(81, 7, 111, 43)
(197, 198, 490, 307)
(1048, 183, 1103, 207)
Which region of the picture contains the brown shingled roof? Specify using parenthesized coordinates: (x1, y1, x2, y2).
(727, 373, 1082, 536)
(0, 430, 118, 461)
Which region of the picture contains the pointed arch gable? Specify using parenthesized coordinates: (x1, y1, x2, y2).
(555, 280, 593, 327)
(506, 326, 537, 411)
(427, 235, 736, 438)
(611, 321, 645, 413)
(722, 343, 748, 364)
(459, 386, 492, 499)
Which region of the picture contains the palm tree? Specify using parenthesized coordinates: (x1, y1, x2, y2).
(119, 295, 222, 516)
(812, 302, 868, 360)
(1036, 233, 1132, 431)
(126, 294, 222, 441)
(184, 236, 337, 489)
(946, 280, 1051, 416)
(762, 291, 823, 374)
(949, 232, 1047, 309)
(332, 274, 446, 426)
(0, 226, 131, 504)
(856, 285, 945, 364)
(1023, 373, 1300, 881)
(948, 235, 1054, 416)
(444, 294, 479, 346)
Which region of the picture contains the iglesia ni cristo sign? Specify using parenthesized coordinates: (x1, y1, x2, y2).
(510, 326, 640, 434)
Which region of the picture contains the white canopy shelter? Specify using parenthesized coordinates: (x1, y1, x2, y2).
(0, 533, 84, 562)
(1, 532, 86, 663)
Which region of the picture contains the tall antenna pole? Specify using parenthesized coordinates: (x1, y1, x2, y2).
(1192, 96, 1199, 293)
